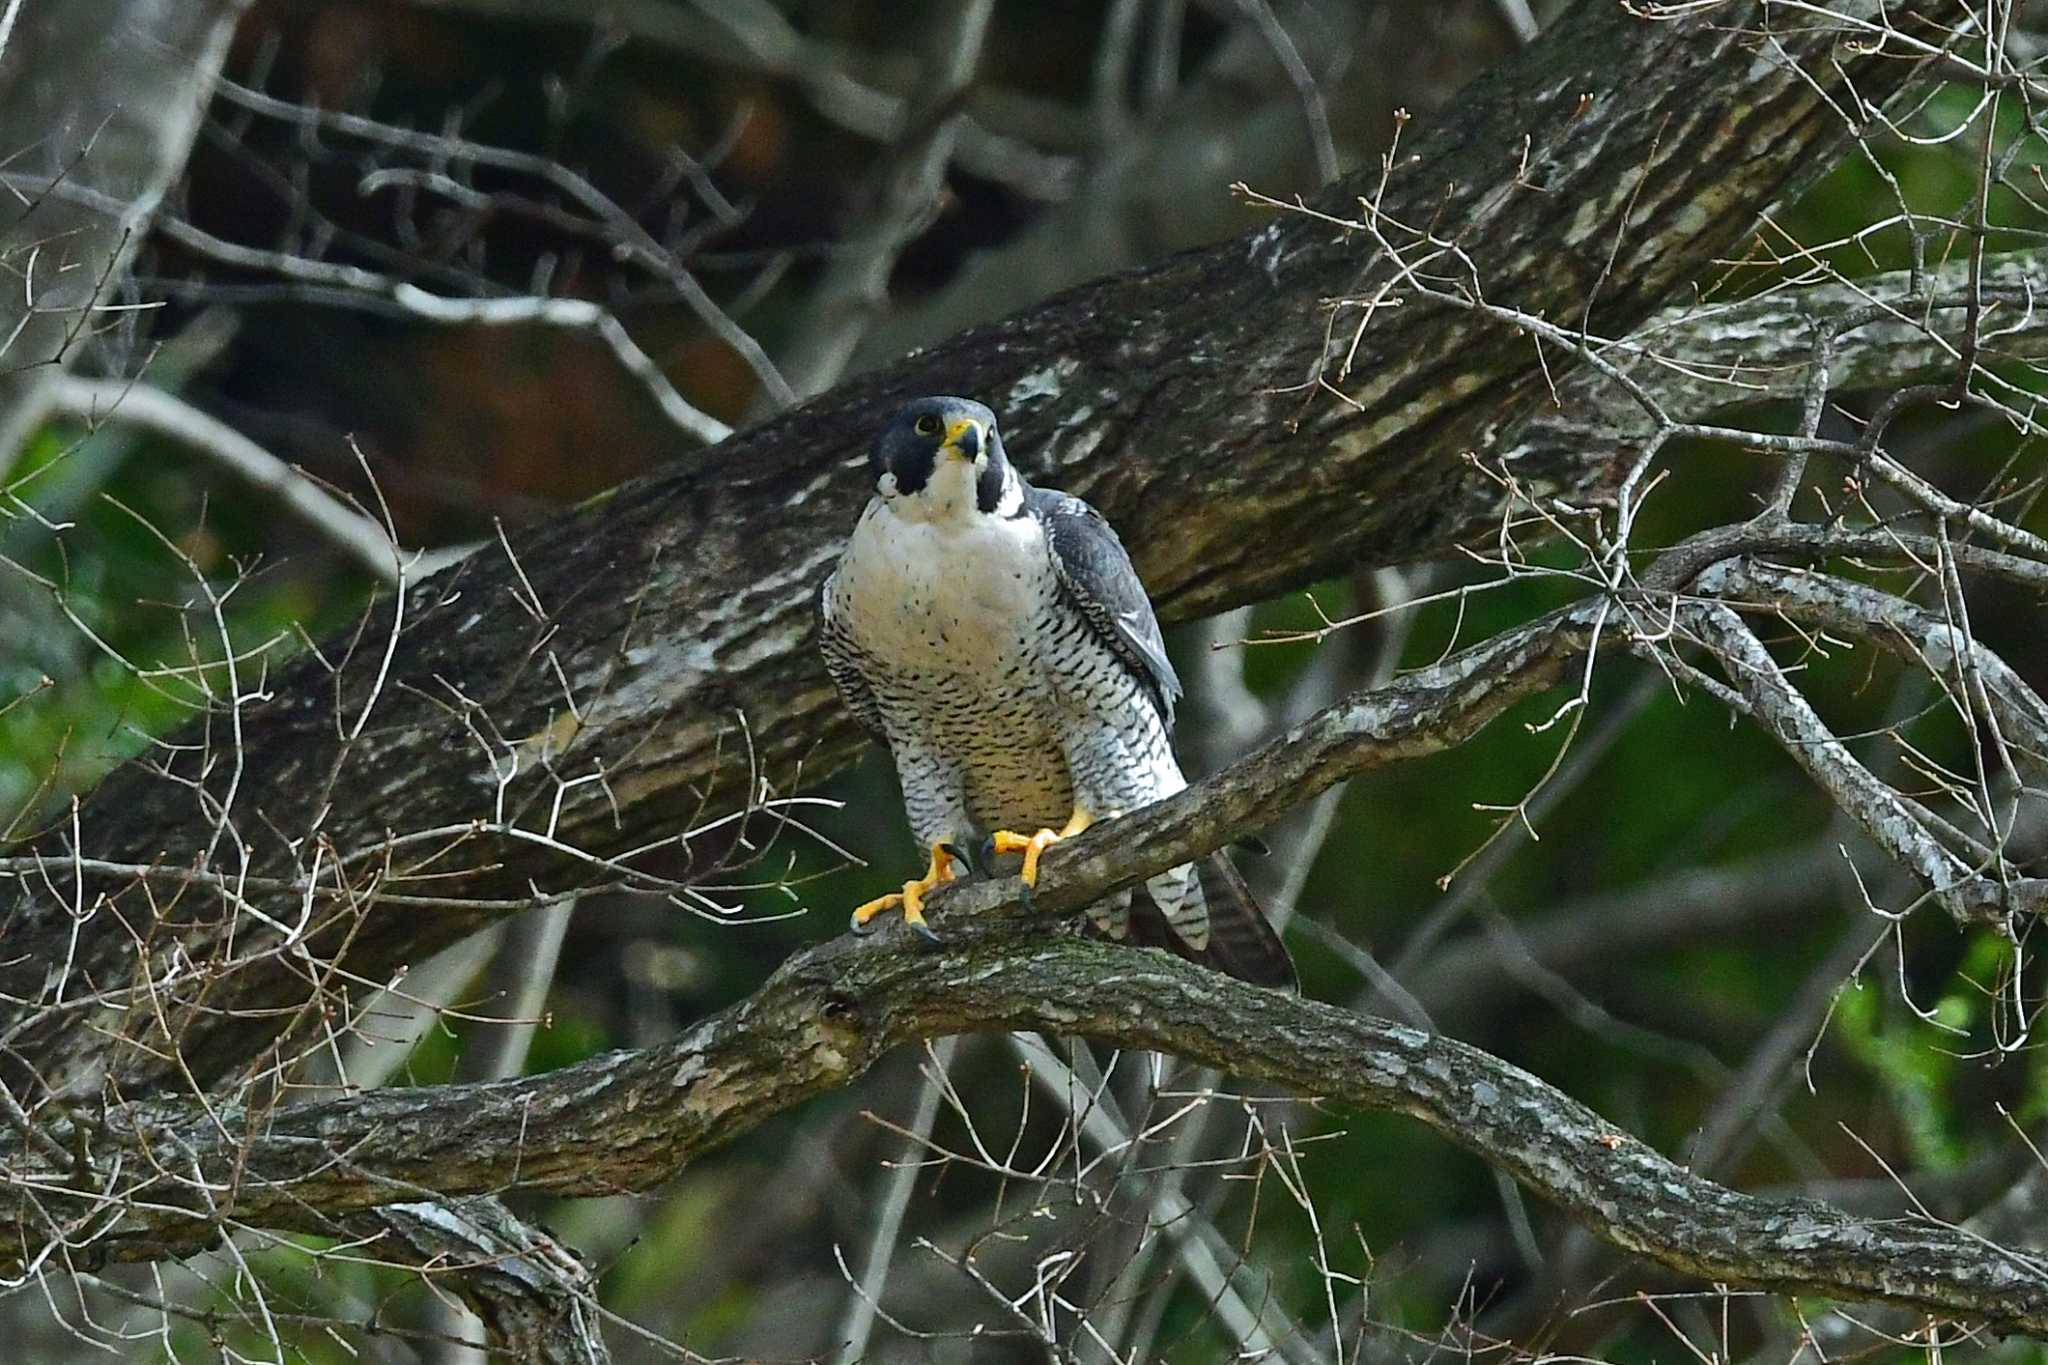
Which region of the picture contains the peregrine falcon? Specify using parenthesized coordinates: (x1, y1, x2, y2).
(818, 395, 1295, 990)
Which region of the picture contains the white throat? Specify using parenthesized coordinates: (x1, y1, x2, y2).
(885, 454, 986, 524)
(840, 460, 1051, 685)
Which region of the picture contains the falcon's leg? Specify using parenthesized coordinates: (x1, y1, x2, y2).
(850, 739, 972, 941)
(1062, 713, 1198, 943)
(991, 806, 1098, 888)
(849, 839, 957, 943)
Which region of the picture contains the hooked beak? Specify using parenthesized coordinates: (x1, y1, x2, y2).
(939, 417, 983, 461)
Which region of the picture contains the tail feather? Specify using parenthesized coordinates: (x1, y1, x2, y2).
(1086, 885, 1134, 940)
(1124, 853, 1296, 991)
(1144, 862, 1208, 950)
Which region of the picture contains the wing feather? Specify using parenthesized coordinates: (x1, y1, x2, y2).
(817, 568, 886, 736)
(1027, 485, 1182, 728)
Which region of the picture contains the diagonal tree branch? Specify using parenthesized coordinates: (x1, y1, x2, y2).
(7, 922, 2044, 1335)
(1507, 249, 2048, 471)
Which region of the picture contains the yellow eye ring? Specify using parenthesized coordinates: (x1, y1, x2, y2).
(913, 414, 940, 436)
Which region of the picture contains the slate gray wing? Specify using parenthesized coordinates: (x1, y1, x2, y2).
(1026, 485, 1182, 728)
(817, 568, 886, 736)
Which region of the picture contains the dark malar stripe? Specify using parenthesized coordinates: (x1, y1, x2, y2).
(976, 458, 1009, 514)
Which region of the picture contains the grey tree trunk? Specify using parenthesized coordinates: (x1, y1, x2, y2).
(0, 0, 246, 461)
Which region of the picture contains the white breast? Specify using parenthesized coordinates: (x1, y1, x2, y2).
(836, 498, 1052, 674)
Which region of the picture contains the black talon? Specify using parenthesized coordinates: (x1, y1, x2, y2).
(940, 840, 979, 879)
(913, 920, 944, 947)
(1017, 877, 1037, 915)
(849, 911, 876, 936)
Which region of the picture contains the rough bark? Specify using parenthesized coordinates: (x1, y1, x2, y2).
(0, 0, 1953, 1098)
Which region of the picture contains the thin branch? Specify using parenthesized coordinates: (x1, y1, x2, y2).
(778, 0, 996, 399)
(401, 0, 1080, 199)
(42, 376, 404, 584)
(834, 1038, 955, 1364)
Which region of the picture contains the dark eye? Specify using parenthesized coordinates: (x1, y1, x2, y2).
(913, 414, 940, 436)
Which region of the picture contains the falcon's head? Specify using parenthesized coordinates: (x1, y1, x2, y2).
(868, 396, 1019, 522)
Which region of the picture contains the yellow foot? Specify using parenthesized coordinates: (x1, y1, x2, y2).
(991, 807, 1096, 887)
(850, 840, 958, 943)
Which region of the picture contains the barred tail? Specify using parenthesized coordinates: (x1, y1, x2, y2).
(1125, 853, 1296, 991)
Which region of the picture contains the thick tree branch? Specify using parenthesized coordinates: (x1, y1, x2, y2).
(8, 925, 2044, 1336)
(1507, 250, 2048, 470)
